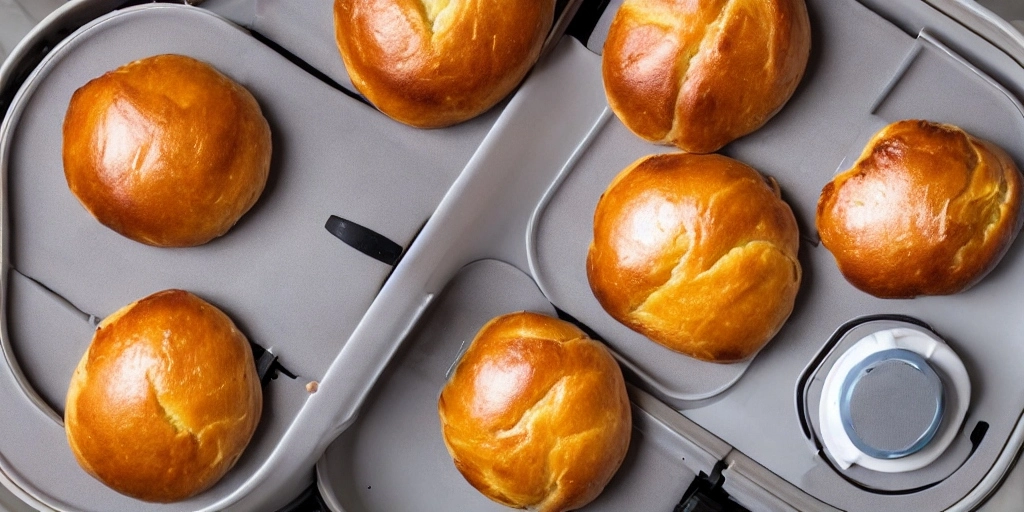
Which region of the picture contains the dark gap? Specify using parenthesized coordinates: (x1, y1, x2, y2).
(566, 0, 612, 46)
(970, 421, 990, 448)
(9, 268, 97, 323)
(553, 306, 606, 343)
(247, 29, 370, 107)
(276, 482, 331, 512)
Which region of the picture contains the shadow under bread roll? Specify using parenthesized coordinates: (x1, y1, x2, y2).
(587, 153, 802, 363)
(333, 0, 555, 128)
(438, 311, 631, 512)
(817, 119, 1024, 298)
(65, 290, 262, 502)
(62, 54, 272, 247)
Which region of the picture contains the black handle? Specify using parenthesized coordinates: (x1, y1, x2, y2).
(325, 215, 404, 266)
(675, 462, 749, 512)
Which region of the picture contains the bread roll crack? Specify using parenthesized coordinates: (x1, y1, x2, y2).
(633, 239, 795, 314)
(603, 0, 810, 152)
(666, 0, 735, 144)
(145, 371, 195, 440)
(419, 0, 451, 23)
(495, 374, 569, 440)
(950, 159, 1012, 269)
(418, 0, 459, 37)
(620, 177, 784, 315)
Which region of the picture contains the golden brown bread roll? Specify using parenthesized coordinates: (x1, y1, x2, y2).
(65, 290, 262, 502)
(817, 120, 1024, 298)
(587, 153, 801, 363)
(333, 0, 554, 128)
(62, 54, 272, 247)
(438, 312, 631, 512)
(602, 0, 811, 154)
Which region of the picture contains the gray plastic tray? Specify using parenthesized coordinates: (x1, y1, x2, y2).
(0, 2, 500, 511)
(312, 0, 1024, 510)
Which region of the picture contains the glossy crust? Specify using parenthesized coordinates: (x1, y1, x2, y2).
(438, 312, 631, 512)
(65, 290, 262, 502)
(587, 153, 801, 363)
(333, 0, 554, 128)
(602, 0, 811, 154)
(63, 54, 272, 247)
(817, 120, 1024, 298)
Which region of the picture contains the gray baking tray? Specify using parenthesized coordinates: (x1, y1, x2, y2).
(0, 1, 515, 510)
(312, 0, 1024, 509)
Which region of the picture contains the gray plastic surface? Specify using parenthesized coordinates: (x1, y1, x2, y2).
(6, 269, 94, 420)
(978, 450, 1024, 511)
(0, 481, 32, 512)
(0, 0, 62, 62)
(317, 259, 705, 512)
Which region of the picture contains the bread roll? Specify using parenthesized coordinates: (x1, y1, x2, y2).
(817, 120, 1024, 298)
(333, 0, 554, 128)
(65, 290, 262, 502)
(438, 312, 631, 512)
(587, 153, 801, 363)
(602, 0, 811, 154)
(62, 54, 272, 247)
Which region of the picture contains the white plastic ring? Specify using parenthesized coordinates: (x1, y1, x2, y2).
(818, 327, 971, 473)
